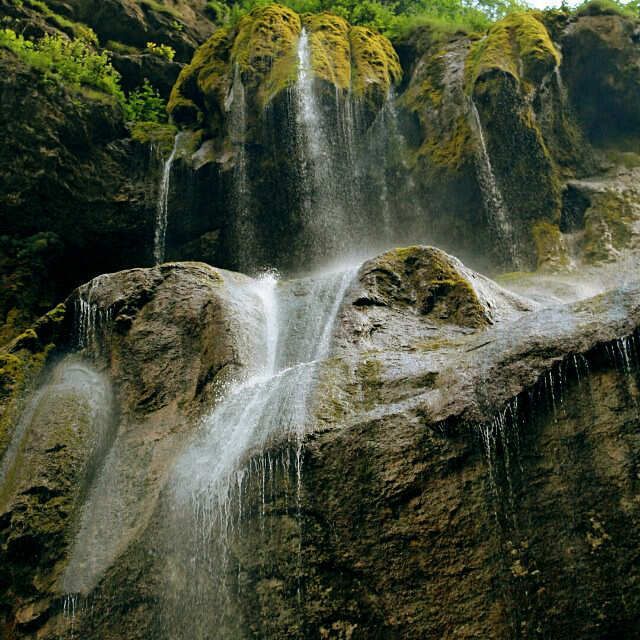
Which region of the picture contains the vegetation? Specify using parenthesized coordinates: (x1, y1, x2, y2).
(204, 0, 524, 37)
(0, 28, 167, 125)
(146, 41, 176, 61)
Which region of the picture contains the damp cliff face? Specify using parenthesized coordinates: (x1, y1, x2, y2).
(396, 6, 640, 269)
(2, 2, 640, 638)
(1, 247, 640, 639)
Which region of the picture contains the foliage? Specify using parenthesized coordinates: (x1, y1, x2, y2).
(0, 28, 167, 124)
(146, 41, 176, 60)
(0, 28, 123, 96)
(123, 78, 167, 123)
(205, 0, 526, 36)
(574, 0, 639, 17)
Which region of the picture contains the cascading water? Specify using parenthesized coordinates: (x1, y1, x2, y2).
(162, 265, 357, 638)
(293, 28, 352, 261)
(469, 99, 518, 266)
(153, 134, 183, 265)
(228, 65, 257, 272)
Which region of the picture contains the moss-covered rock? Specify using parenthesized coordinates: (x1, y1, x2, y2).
(168, 3, 401, 130)
(531, 220, 570, 270)
(355, 246, 493, 328)
(560, 10, 640, 146)
(465, 12, 560, 90)
(0, 303, 68, 463)
(583, 190, 638, 263)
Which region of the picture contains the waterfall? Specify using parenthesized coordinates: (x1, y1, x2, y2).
(469, 100, 518, 266)
(163, 265, 357, 637)
(153, 135, 180, 265)
(228, 65, 256, 272)
(293, 29, 354, 263)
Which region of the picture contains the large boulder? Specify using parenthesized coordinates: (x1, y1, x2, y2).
(1, 248, 639, 638)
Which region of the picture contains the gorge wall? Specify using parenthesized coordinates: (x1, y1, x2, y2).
(1, 1, 640, 638)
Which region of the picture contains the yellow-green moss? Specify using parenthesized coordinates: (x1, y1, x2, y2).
(400, 48, 445, 111)
(131, 121, 178, 155)
(377, 246, 489, 328)
(232, 4, 301, 105)
(419, 115, 473, 169)
(168, 27, 234, 123)
(531, 220, 570, 270)
(583, 191, 637, 263)
(350, 25, 402, 98)
(304, 13, 351, 91)
(465, 12, 560, 92)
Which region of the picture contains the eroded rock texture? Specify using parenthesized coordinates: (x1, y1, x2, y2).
(0, 247, 639, 639)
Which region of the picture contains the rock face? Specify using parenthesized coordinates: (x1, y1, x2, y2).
(0, 48, 161, 342)
(1, 247, 639, 638)
(0, 262, 262, 636)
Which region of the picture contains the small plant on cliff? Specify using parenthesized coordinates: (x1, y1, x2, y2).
(0, 28, 122, 96)
(123, 79, 167, 123)
(0, 29, 167, 125)
(146, 41, 176, 61)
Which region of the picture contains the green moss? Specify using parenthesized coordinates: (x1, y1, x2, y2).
(465, 12, 560, 92)
(376, 246, 489, 328)
(169, 4, 401, 130)
(232, 4, 301, 105)
(349, 25, 402, 98)
(0, 303, 66, 459)
(24, 0, 98, 44)
(305, 13, 351, 91)
(131, 121, 178, 155)
(168, 27, 233, 125)
(401, 47, 445, 111)
(420, 115, 473, 169)
(574, 0, 637, 18)
(531, 220, 570, 270)
(105, 40, 141, 55)
(583, 191, 636, 263)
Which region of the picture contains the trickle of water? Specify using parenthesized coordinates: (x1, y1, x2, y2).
(469, 99, 518, 267)
(228, 65, 256, 272)
(154, 134, 181, 266)
(75, 276, 114, 356)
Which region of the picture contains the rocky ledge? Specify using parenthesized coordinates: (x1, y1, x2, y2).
(0, 246, 639, 638)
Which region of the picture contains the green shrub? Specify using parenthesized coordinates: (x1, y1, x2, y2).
(0, 28, 122, 97)
(123, 78, 167, 123)
(146, 41, 176, 60)
(0, 29, 167, 125)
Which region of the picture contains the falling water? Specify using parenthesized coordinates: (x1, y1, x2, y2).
(469, 100, 518, 266)
(154, 135, 180, 265)
(75, 275, 112, 354)
(293, 29, 357, 263)
(163, 265, 357, 638)
(228, 65, 256, 272)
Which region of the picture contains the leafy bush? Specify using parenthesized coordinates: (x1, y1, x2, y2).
(146, 41, 176, 60)
(204, 0, 525, 36)
(574, 0, 639, 17)
(0, 28, 123, 97)
(0, 29, 168, 125)
(123, 79, 167, 123)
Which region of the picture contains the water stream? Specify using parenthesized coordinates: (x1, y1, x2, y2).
(469, 99, 518, 267)
(153, 135, 180, 265)
(163, 265, 357, 637)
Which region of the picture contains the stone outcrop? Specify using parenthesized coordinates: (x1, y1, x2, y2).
(1, 247, 639, 638)
(0, 48, 160, 342)
(0, 262, 261, 636)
